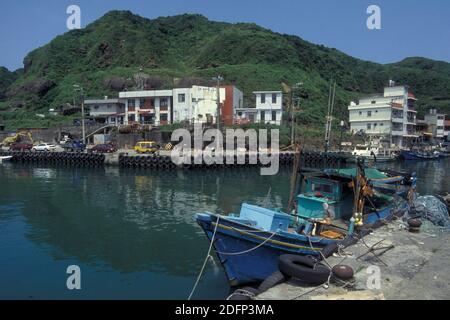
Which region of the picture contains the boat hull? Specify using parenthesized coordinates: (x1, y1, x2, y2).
(196, 213, 340, 286)
(400, 151, 439, 161)
(0, 156, 12, 163)
(196, 202, 408, 286)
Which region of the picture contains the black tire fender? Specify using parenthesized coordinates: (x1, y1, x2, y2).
(257, 270, 286, 293)
(278, 255, 330, 285)
(320, 242, 339, 259)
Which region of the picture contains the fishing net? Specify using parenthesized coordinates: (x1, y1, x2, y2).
(411, 196, 450, 229)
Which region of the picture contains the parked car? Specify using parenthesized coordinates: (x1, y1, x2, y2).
(60, 140, 86, 152)
(134, 141, 159, 154)
(32, 143, 57, 152)
(89, 143, 117, 153)
(10, 142, 33, 151)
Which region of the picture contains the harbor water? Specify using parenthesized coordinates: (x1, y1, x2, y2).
(0, 159, 449, 299)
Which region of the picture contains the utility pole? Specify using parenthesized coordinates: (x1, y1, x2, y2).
(290, 82, 303, 146)
(73, 84, 86, 144)
(290, 90, 294, 144)
(213, 75, 224, 130)
(324, 81, 336, 153)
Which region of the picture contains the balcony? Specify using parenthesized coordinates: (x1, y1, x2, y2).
(391, 102, 403, 110)
(391, 130, 404, 136)
(391, 115, 403, 123)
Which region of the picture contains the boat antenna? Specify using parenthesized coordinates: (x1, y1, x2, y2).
(263, 187, 272, 208)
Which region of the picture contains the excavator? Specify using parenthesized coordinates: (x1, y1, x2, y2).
(1, 131, 34, 147)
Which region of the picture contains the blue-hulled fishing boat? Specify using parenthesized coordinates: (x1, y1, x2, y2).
(196, 165, 415, 285)
(400, 150, 440, 161)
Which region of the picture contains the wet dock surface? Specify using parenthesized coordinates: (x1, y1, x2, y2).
(257, 220, 450, 300)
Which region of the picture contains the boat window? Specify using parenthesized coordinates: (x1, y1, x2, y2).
(311, 183, 332, 194)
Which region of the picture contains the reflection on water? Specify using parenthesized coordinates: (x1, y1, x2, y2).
(0, 164, 290, 299)
(0, 160, 448, 299)
(377, 159, 450, 196)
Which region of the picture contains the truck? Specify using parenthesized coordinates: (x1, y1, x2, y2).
(1, 131, 33, 147)
(60, 140, 86, 152)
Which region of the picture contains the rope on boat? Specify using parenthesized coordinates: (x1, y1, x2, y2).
(226, 288, 257, 300)
(187, 215, 220, 300)
(214, 232, 277, 256)
(188, 215, 279, 299)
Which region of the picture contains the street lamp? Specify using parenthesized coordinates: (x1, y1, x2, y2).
(73, 84, 86, 144)
(339, 120, 346, 153)
(212, 75, 224, 130)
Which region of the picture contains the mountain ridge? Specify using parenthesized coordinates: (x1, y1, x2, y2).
(1, 10, 449, 128)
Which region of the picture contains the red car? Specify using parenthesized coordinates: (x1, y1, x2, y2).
(89, 143, 117, 153)
(10, 142, 33, 151)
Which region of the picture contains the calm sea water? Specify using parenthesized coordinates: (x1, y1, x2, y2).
(0, 159, 448, 299)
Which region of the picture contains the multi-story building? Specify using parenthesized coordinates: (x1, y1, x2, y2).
(119, 90, 173, 125)
(235, 91, 283, 125)
(119, 85, 243, 126)
(348, 83, 418, 148)
(424, 109, 445, 139)
(444, 119, 450, 140)
(84, 97, 126, 125)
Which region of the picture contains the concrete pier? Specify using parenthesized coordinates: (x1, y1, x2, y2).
(256, 220, 450, 300)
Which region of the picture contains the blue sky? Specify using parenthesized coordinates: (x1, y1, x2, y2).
(1, 0, 449, 71)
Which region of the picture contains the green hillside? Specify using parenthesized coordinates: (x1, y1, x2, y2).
(1, 10, 449, 129)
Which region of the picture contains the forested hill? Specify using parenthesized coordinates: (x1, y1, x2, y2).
(1, 10, 449, 128)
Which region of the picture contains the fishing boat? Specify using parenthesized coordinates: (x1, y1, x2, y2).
(196, 164, 415, 285)
(0, 155, 12, 163)
(346, 144, 398, 163)
(400, 150, 440, 161)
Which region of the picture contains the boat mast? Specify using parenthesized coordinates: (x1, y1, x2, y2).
(287, 144, 302, 214)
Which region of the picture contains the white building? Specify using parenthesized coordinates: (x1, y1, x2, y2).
(84, 97, 126, 125)
(119, 90, 172, 125)
(348, 84, 418, 148)
(424, 109, 445, 139)
(120, 85, 243, 126)
(235, 91, 283, 125)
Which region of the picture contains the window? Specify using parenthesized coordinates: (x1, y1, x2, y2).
(160, 98, 168, 107)
(272, 111, 277, 121)
(367, 123, 372, 130)
(374, 123, 378, 127)
(260, 111, 265, 121)
(375, 110, 378, 113)
(371, 100, 376, 104)
(367, 111, 372, 117)
(128, 99, 135, 107)
(237, 112, 242, 116)
(311, 183, 332, 194)
(178, 94, 185, 103)
(380, 123, 384, 126)
(359, 111, 362, 116)
(272, 93, 277, 104)
(160, 114, 168, 121)
(261, 94, 266, 104)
